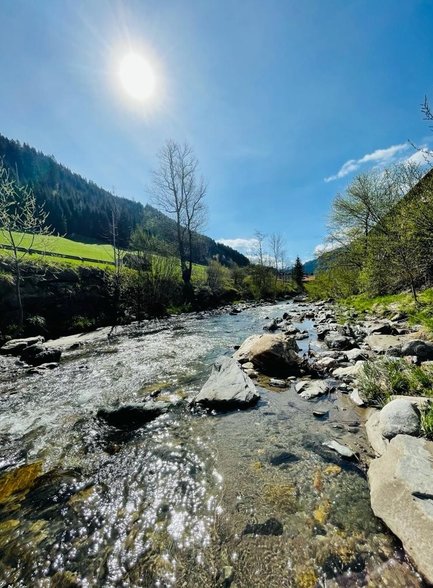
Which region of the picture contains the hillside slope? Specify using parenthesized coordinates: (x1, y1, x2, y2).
(0, 134, 249, 267)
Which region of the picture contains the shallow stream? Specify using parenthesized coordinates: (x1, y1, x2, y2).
(0, 302, 424, 587)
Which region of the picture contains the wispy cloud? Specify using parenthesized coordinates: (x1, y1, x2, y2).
(314, 242, 340, 257)
(324, 143, 410, 182)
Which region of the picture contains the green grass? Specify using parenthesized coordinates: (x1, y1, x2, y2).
(420, 403, 433, 439)
(358, 358, 433, 407)
(0, 230, 208, 278)
(341, 288, 433, 333)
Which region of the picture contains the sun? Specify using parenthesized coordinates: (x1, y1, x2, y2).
(118, 52, 156, 101)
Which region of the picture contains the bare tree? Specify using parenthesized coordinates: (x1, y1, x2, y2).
(0, 160, 52, 328)
(254, 230, 266, 267)
(151, 140, 207, 296)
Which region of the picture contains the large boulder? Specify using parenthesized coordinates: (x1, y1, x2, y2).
(401, 339, 433, 362)
(365, 334, 406, 354)
(193, 357, 259, 410)
(233, 334, 302, 377)
(333, 361, 365, 382)
(379, 398, 420, 439)
(295, 379, 334, 400)
(369, 435, 433, 584)
(0, 336, 44, 356)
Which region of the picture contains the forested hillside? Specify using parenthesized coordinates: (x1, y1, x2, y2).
(0, 134, 249, 267)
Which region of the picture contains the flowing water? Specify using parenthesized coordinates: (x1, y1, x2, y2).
(0, 302, 424, 587)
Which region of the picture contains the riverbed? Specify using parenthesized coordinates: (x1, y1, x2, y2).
(0, 301, 424, 587)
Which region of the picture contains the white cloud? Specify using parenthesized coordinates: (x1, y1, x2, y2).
(218, 238, 258, 257)
(314, 242, 340, 257)
(325, 143, 410, 182)
(405, 145, 433, 166)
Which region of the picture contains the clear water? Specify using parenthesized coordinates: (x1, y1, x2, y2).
(0, 302, 424, 587)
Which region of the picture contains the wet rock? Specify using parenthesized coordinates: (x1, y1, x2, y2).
(315, 356, 338, 370)
(263, 319, 279, 332)
(269, 451, 299, 467)
(296, 379, 331, 400)
(379, 398, 420, 439)
(0, 461, 43, 504)
(0, 335, 44, 356)
(233, 333, 302, 377)
(345, 348, 369, 362)
(269, 378, 287, 388)
(313, 410, 328, 418)
(369, 435, 433, 584)
(401, 339, 433, 362)
(97, 402, 167, 430)
(193, 356, 259, 410)
(322, 440, 356, 459)
(243, 517, 283, 536)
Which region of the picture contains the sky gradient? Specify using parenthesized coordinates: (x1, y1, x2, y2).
(1, 0, 433, 261)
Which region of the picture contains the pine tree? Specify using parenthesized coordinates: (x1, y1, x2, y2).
(292, 256, 304, 289)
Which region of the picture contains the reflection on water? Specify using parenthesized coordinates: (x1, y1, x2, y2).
(0, 303, 425, 586)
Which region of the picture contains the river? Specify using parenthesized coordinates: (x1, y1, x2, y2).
(0, 301, 424, 587)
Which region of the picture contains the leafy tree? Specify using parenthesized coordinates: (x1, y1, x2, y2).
(0, 161, 52, 327)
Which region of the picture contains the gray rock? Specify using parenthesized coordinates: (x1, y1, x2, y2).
(296, 379, 331, 400)
(269, 378, 287, 388)
(97, 402, 167, 430)
(367, 322, 398, 336)
(365, 409, 389, 456)
(368, 435, 433, 584)
(379, 398, 420, 439)
(401, 339, 433, 362)
(233, 334, 302, 377)
(345, 348, 369, 362)
(322, 439, 356, 458)
(365, 334, 406, 354)
(21, 346, 62, 367)
(324, 333, 353, 351)
(333, 361, 365, 381)
(193, 357, 259, 410)
(0, 336, 44, 355)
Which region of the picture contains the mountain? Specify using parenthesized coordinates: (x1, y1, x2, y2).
(0, 133, 249, 267)
(303, 259, 317, 275)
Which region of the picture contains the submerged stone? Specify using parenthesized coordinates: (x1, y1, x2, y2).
(243, 517, 283, 536)
(0, 461, 43, 504)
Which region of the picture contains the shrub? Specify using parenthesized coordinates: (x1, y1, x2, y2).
(420, 403, 433, 439)
(358, 358, 433, 407)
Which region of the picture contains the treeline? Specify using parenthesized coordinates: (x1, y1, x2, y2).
(309, 163, 433, 302)
(0, 133, 249, 267)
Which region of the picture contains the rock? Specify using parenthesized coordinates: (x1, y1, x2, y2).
(401, 339, 433, 362)
(37, 362, 59, 370)
(333, 361, 365, 381)
(316, 325, 334, 341)
(0, 336, 44, 356)
(315, 356, 338, 370)
(365, 334, 406, 354)
(313, 410, 328, 418)
(221, 565, 234, 586)
(243, 517, 283, 536)
(349, 388, 365, 407)
(379, 398, 420, 439)
(390, 312, 406, 322)
(296, 379, 332, 400)
(264, 319, 279, 332)
(345, 348, 369, 362)
(324, 333, 353, 350)
(368, 435, 433, 584)
(365, 409, 389, 456)
(20, 346, 62, 366)
(0, 461, 43, 504)
(269, 378, 287, 388)
(244, 369, 258, 379)
(193, 357, 259, 410)
(269, 451, 299, 466)
(242, 361, 254, 370)
(233, 334, 302, 377)
(367, 322, 398, 336)
(97, 402, 168, 430)
(322, 440, 356, 459)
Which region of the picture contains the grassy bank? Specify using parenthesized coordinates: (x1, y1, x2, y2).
(340, 289, 433, 332)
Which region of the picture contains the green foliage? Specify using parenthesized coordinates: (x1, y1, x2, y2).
(358, 358, 433, 407)
(291, 256, 304, 289)
(420, 403, 433, 439)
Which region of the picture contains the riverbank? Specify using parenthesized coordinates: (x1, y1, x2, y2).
(0, 298, 431, 586)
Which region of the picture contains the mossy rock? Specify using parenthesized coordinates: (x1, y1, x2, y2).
(0, 461, 43, 504)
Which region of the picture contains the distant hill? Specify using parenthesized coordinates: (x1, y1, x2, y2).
(303, 258, 318, 275)
(0, 133, 249, 267)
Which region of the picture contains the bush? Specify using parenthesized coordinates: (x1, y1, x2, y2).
(358, 358, 433, 407)
(420, 403, 433, 439)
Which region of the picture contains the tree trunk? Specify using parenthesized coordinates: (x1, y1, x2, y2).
(15, 260, 23, 329)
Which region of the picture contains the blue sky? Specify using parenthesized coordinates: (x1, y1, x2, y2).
(1, 0, 433, 261)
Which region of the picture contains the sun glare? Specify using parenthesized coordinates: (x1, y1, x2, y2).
(119, 52, 156, 101)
